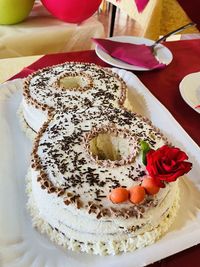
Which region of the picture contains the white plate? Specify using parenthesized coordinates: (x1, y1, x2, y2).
(179, 71, 200, 114)
(0, 73, 200, 267)
(95, 36, 173, 71)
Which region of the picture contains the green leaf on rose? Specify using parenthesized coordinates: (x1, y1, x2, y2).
(140, 140, 151, 165)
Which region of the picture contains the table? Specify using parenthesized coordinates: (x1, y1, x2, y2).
(0, 55, 41, 83)
(0, 3, 105, 59)
(1, 39, 200, 266)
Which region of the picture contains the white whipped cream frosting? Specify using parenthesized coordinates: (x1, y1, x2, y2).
(21, 62, 180, 254)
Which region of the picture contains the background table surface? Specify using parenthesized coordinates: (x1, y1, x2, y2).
(1, 38, 200, 267)
(0, 3, 104, 59)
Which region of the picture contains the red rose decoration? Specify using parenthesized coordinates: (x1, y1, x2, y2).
(146, 145, 192, 188)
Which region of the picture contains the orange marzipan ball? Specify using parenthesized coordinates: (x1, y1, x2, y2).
(129, 185, 145, 204)
(110, 187, 129, 203)
(142, 176, 160, 195)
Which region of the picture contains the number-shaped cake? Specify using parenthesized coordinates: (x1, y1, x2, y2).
(20, 62, 191, 255)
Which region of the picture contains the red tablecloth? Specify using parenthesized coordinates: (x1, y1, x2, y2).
(11, 39, 200, 266)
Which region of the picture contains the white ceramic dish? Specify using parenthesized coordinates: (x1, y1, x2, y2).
(179, 71, 200, 114)
(0, 71, 200, 267)
(95, 36, 173, 71)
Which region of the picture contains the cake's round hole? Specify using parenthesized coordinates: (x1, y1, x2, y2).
(59, 76, 89, 90)
(89, 133, 134, 161)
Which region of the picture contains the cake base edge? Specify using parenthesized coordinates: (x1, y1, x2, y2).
(25, 169, 180, 256)
(17, 104, 36, 141)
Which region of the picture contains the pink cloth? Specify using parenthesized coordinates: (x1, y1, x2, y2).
(93, 38, 166, 70)
(135, 0, 149, 12)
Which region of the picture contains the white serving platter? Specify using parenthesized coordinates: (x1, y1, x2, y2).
(0, 70, 200, 267)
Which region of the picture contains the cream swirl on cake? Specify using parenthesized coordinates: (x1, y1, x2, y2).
(21, 62, 180, 255)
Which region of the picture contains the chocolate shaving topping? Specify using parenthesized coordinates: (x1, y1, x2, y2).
(24, 62, 169, 219)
